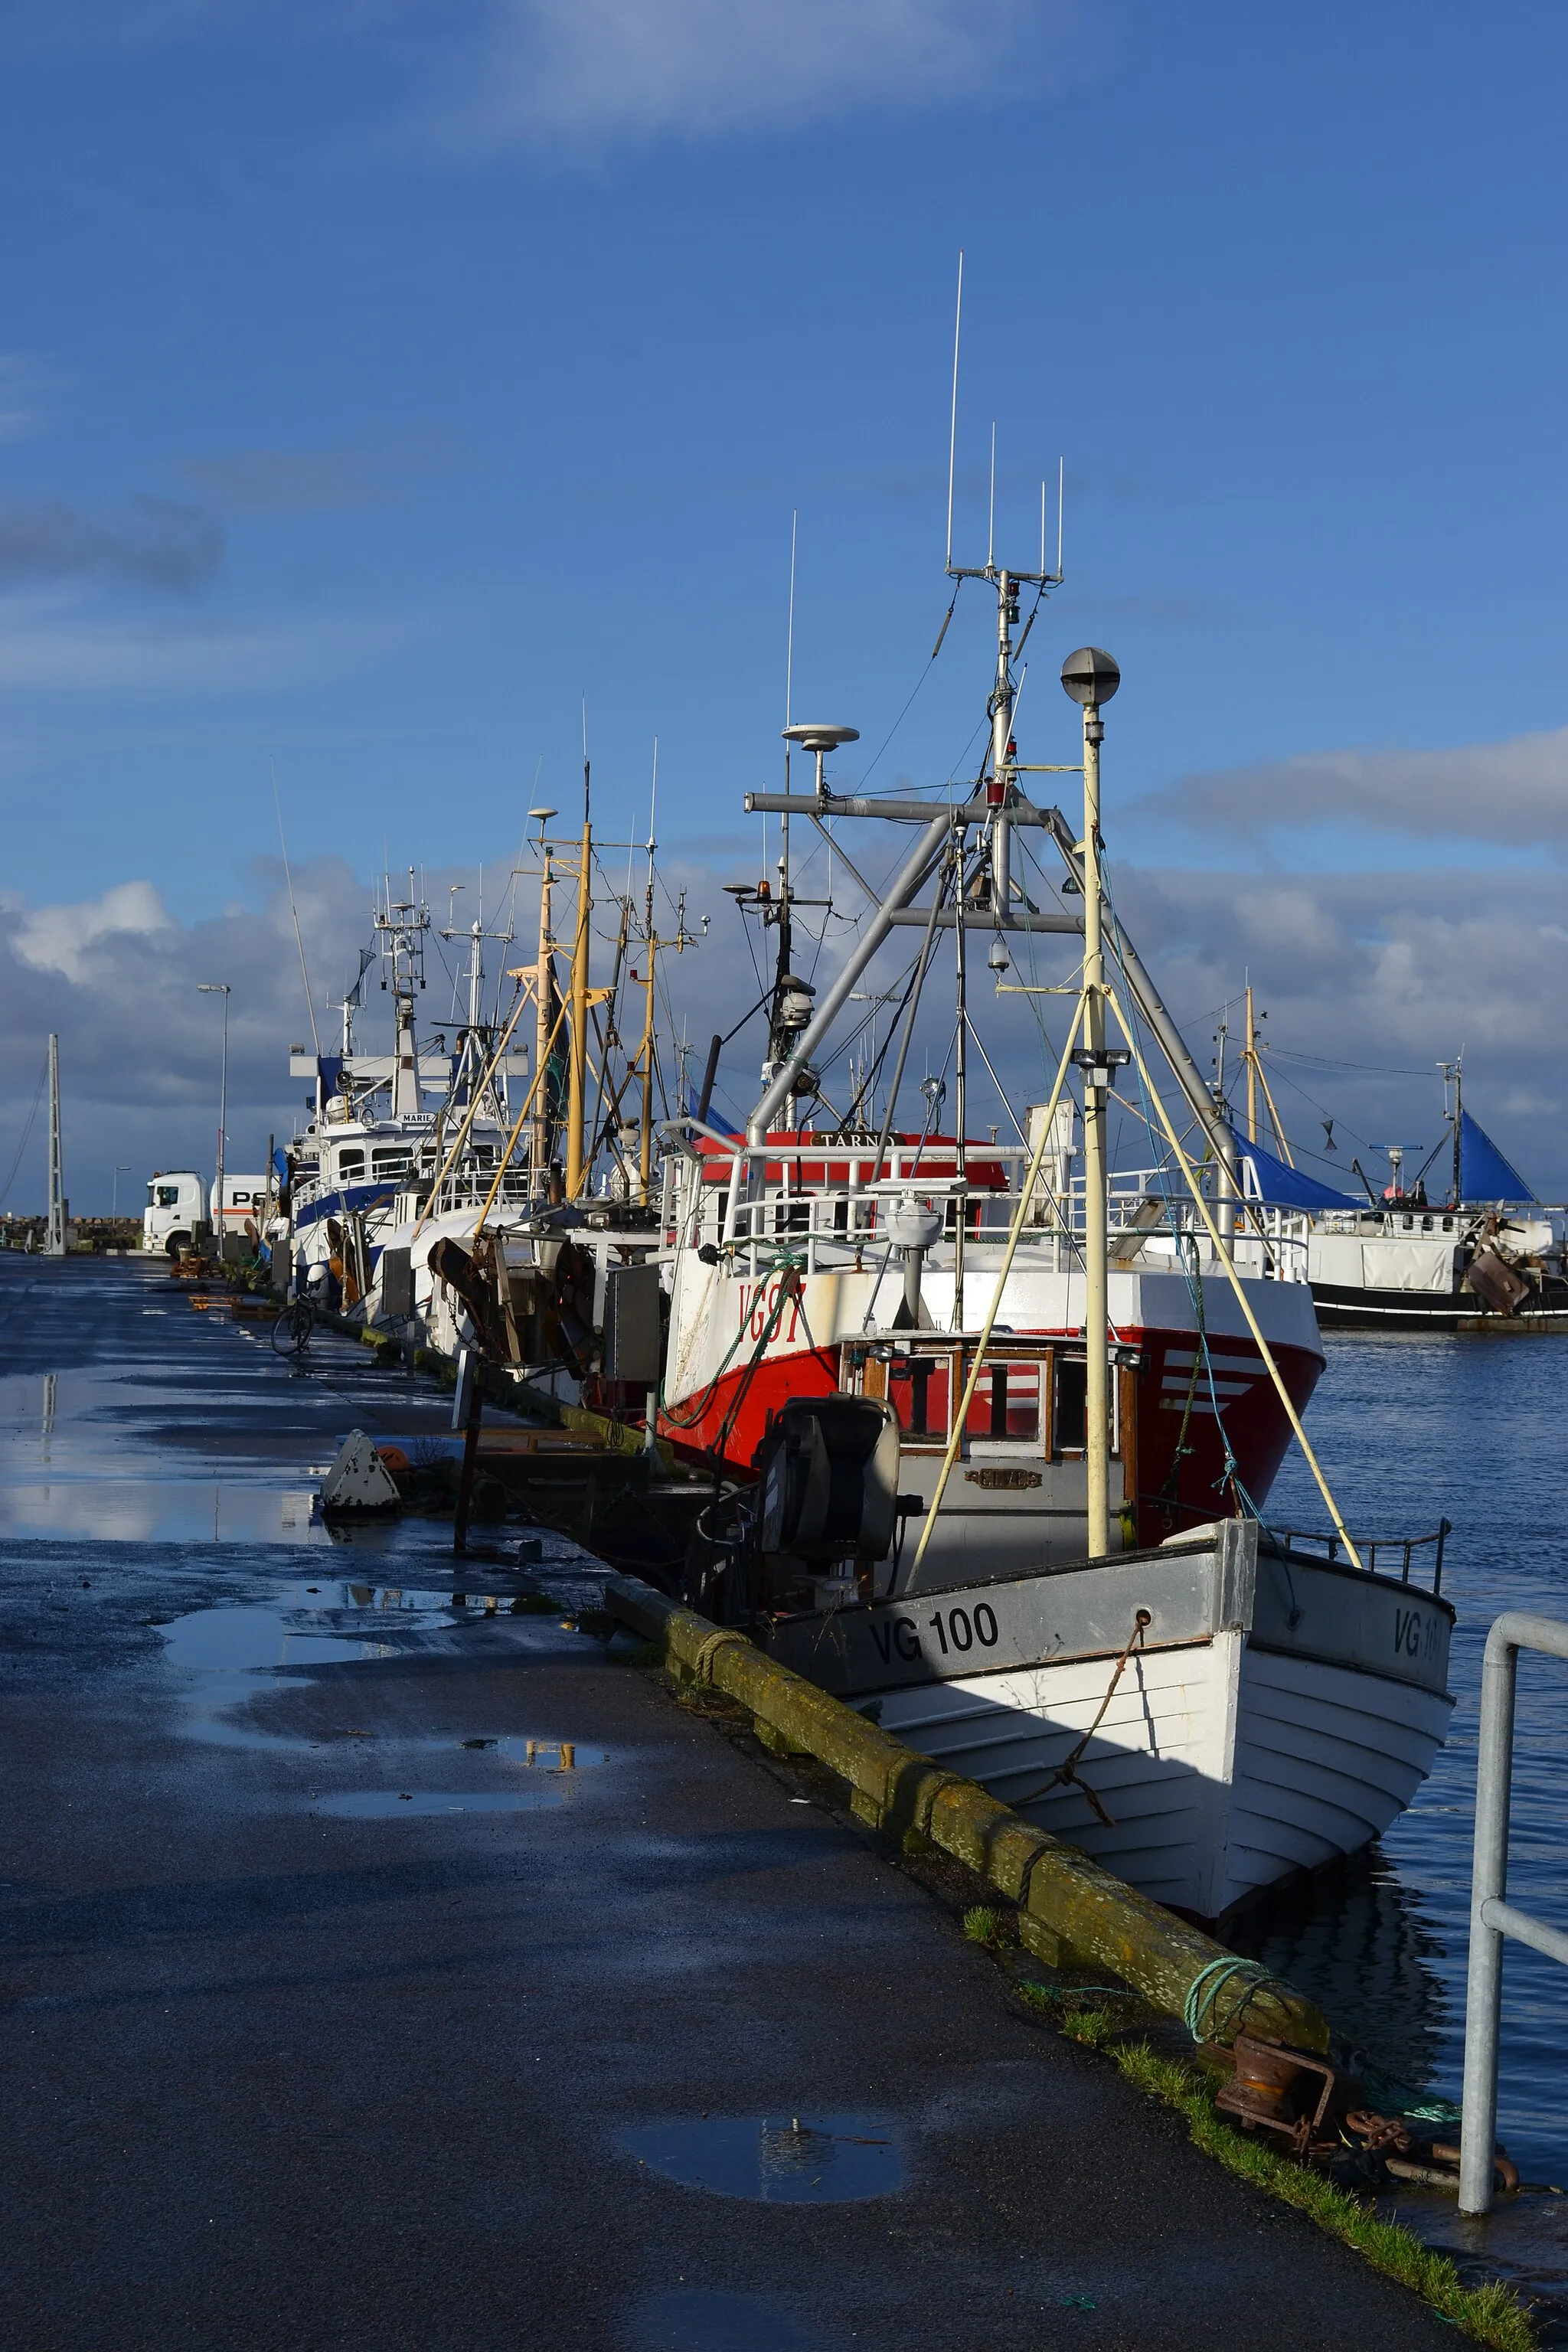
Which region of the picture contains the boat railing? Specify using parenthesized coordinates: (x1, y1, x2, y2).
(667, 1136, 1310, 1284)
(1263, 1517, 1451, 1595)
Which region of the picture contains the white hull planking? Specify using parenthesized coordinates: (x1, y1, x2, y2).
(871, 1635, 1452, 1921)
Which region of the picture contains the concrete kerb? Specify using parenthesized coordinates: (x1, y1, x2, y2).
(604, 1570, 1328, 2054)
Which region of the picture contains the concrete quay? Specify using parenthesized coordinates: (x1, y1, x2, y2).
(0, 1255, 1459, 2350)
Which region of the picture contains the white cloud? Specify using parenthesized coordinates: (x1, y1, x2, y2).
(9, 879, 174, 982)
(6, 829, 1566, 1217)
(462, 0, 1075, 145)
(1137, 724, 1568, 851)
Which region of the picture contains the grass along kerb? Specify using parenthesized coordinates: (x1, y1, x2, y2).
(1013, 1988, 1537, 2352)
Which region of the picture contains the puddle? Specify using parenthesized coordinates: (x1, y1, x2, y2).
(162, 1602, 399, 1671)
(619, 2115, 905, 2203)
(633, 2288, 823, 2351)
(0, 1480, 331, 1545)
(157, 1583, 522, 1674)
(316, 1788, 567, 1817)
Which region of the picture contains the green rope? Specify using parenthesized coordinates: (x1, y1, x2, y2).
(1182, 1956, 1293, 2043)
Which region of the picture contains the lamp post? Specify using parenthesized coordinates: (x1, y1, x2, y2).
(198, 984, 230, 1262)
(1060, 648, 1120, 1560)
(112, 1164, 130, 1218)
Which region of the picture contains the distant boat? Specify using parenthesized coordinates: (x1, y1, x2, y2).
(1232, 1047, 1568, 1330)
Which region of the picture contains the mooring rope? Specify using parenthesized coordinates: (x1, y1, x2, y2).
(1182, 1956, 1295, 2043)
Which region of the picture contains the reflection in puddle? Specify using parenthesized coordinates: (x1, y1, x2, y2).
(316, 1788, 567, 1818)
(619, 2116, 904, 2203)
(634, 2288, 822, 2352)
(157, 1582, 527, 1673)
(0, 1481, 329, 1545)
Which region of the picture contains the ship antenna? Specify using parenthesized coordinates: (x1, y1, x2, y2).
(1057, 455, 1064, 578)
(271, 760, 320, 1054)
(782, 510, 797, 897)
(946, 250, 963, 572)
(987, 421, 996, 573)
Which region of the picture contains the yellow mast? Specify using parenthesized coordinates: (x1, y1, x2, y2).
(533, 848, 554, 1184)
(565, 815, 593, 1198)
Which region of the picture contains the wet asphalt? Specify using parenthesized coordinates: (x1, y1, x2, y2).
(0, 1254, 1460, 2351)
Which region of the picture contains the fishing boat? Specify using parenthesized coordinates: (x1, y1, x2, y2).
(283, 878, 529, 1307)
(1216, 1013, 1568, 1330)
(359, 793, 691, 1390)
(763, 1517, 1453, 1926)
(646, 420, 1454, 1920)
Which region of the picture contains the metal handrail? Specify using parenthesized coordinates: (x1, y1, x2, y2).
(1459, 1610, 1568, 2213)
(1264, 1519, 1450, 1594)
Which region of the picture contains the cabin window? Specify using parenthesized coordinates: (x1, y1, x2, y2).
(336, 1149, 366, 1181)
(1054, 1357, 1088, 1452)
(371, 1148, 412, 1178)
(887, 1355, 949, 1440)
(774, 1197, 811, 1234)
(155, 1184, 181, 1209)
(965, 1360, 1041, 1442)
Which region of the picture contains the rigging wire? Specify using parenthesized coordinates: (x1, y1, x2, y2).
(0, 1053, 47, 1209)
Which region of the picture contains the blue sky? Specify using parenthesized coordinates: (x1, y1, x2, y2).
(5, 0, 1568, 1206)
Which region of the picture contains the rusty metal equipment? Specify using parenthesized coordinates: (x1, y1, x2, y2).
(1204, 2035, 1349, 2158)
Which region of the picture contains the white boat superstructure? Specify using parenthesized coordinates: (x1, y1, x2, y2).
(283, 879, 530, 1303)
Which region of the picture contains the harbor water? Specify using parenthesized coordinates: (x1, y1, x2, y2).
(1249, 1330, 1568, 2314)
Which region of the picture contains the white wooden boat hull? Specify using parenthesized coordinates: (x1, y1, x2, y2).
(763, 1522, 1454, 1923)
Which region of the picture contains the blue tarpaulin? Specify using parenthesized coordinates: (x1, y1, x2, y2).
(1236, 1137, 1361, 1212)
(1459, 1110, 1536, 1204)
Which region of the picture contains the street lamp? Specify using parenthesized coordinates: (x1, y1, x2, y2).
(1060, 648, 1119, 1563)
(112, 1163, 130, 1218)
(198, 983, 230, 1262)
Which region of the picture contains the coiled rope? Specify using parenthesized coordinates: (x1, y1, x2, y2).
(1182, 1956, 1295, 2044)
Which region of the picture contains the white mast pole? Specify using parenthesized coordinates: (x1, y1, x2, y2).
(44, 1034, 65, 1256)
(198, 984, 230, 1263)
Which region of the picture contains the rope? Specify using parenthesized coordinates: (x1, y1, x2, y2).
(1011, 1609, 1151, 1827)
(691, 1627, 749, 1684)
(1182, 1956, 1295, 2043)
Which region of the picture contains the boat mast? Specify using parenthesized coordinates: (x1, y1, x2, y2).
(565, 751, 593, 1197)
(1245, 985, 1258, 1145)
(1071, 655, 1115, 1562)
(637, 792, 658, 1203)
(44, 1032, 65, 1258)
(529, 824, 557, 1187)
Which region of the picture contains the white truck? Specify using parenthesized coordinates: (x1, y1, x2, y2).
(143, 1172, 207, 1257)
(143, 1171, 270, 1257)
(211, 1175, 270, 1253)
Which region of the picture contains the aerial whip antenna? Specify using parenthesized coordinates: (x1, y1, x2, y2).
(271, 760, 320, 1053)
(1057, 455, 1064, 577)
(946, 250, 963, 572)
(987, 421, 995, 572)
